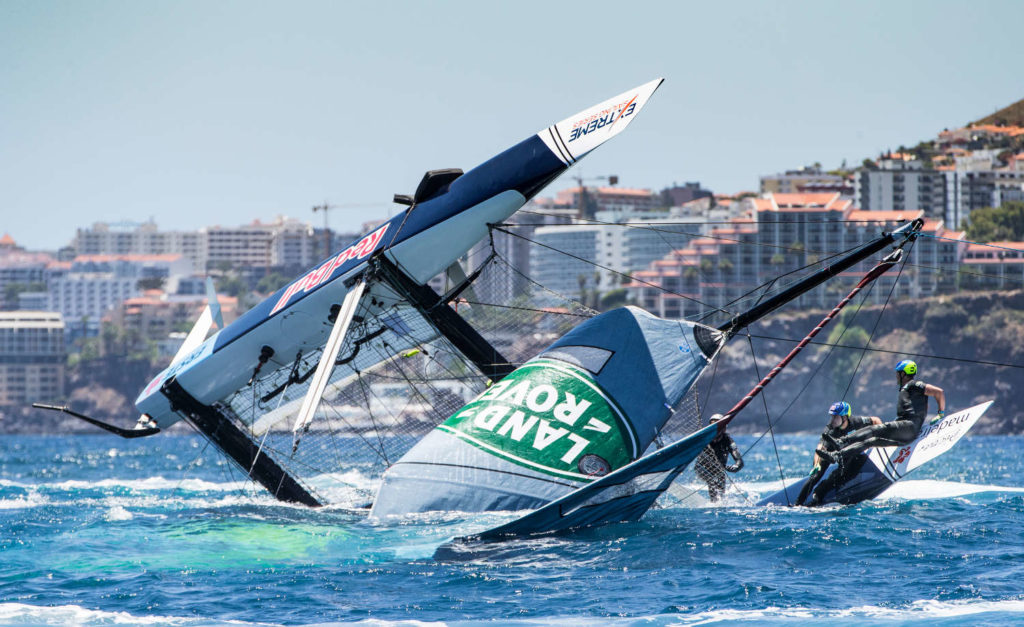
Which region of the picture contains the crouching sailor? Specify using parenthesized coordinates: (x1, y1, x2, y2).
(695, 414, 744, 502)
(820, 359, 945, 465)
(797, 401, 881, 506)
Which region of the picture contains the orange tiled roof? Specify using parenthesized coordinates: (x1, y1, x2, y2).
(771, 192, 840, 207)
(73, 254, 184, 263)
(0, 233, 15, 246)
(967, 241, 1024, 252)
(847, 210, 924, 222)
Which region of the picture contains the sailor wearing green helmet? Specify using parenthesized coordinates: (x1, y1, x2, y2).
(821, 359, 946, 464)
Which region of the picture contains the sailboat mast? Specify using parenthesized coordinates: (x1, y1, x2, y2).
(717, 247, 906, 427)
(717, 218, 922, 339)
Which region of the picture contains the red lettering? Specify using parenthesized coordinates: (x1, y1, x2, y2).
(270, 281, 303, 315)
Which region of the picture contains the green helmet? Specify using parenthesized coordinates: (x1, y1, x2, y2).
(895, 359, 918, 376)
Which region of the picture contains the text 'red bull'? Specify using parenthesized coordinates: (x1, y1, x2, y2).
(269, 223, 390, 316)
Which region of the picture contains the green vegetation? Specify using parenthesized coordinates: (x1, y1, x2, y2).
(2, 281, 45, 309)
(216, 272, 249, 297)
(823, 310, 871, 381)
(961, 201, 1024, 242)
(972, 96, 1024, 127)
(256, 271, 290, 295)
(599, 288, 627, 311)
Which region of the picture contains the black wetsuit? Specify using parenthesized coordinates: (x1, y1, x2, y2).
(831, 380, 929, 460)
(695, 432, 744, 502)
(797, 415, 873, 506)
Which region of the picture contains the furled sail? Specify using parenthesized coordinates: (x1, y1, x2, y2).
(370, 306, 724, 517)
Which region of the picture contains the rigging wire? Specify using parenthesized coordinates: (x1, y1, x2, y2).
(717, 246, 893, 496)
(512, 211, 1024, 290)
(841, 238, 915, 400)
(493, 225, 731, 315)
(745, 335, 1024, 370)
(744, 329, 790, 505)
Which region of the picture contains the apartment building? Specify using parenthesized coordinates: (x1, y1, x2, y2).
(761, 166, 847, 195)
(0, 311, 65, 406)
(74, 217, 317, 274)
(627, 193, 966, 320)
(47, 254, 193, 338)
(74, 221, 207, 274)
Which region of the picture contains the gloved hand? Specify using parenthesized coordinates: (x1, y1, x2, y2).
(809, 464, 821, 476)
(930, 410, 946, 425)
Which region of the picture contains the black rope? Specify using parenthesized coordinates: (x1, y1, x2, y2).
(842, 239, 914, 400)
(744, 330, 790, 505)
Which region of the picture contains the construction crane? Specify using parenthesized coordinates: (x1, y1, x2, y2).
(572, 173, 618, 218)
(311, 202, 389, 258)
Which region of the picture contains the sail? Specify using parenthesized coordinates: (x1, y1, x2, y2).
(370, 307, 723, 517)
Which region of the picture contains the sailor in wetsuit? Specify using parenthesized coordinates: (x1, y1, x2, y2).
(695, 414, 744, 502)
(797, 401, 881, 506)
(820, 359, 946, 464)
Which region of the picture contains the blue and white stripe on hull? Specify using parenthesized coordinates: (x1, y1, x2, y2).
(135, 78, 665, 429)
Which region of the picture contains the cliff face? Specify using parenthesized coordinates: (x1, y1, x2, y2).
(2, 290, 1022, 435)
(699, 290, 1024, 435)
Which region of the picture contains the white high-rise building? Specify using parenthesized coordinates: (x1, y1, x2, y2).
(0, 311, 65, 406)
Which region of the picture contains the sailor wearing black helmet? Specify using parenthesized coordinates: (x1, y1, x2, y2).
(797, 401, 881, 506)
(695, 413, 744, 502)
(820, 359, 946, 464)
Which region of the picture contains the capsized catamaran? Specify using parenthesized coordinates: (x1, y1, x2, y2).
(36, 79, 667, 507)
(435, 228, 925, 548)
(35, 78, 957, 539)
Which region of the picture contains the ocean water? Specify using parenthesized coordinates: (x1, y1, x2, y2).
(1, 434, 1023, 626)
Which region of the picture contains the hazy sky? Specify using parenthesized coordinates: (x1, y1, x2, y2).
(2, 1, 1022, 250)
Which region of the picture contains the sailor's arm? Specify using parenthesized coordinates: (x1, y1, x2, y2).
(925, 383, 946, 423)
(725, 438, 744, 472)
(924, 384, 946, 413)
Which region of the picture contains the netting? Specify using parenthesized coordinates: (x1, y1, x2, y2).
(207, 230, 599, 506)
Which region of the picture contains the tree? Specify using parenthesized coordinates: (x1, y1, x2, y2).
(2, 281, 46, 309)
(961, 201, 1024, 243)
(216, 273, 249, 298)
(599, 288, 627, 311)
(256, 272, 289, 295)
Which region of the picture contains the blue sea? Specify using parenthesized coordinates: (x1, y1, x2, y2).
(1, 434, 1023, 626)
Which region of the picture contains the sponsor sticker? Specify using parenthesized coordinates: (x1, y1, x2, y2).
(437, 359, 638, 481)
(567, 95, 638, 143)
(269, 223, 390, 316)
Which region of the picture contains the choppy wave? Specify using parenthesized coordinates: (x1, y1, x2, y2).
(0, 603, 272, 626)
(4, 598, 1024, 626)
(3, 434, 1024, 625)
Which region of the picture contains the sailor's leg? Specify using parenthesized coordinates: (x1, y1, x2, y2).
(797, 462, 828, 506)
(708, 472, 725, 502)
(836, 421, 917, 458)
(809, 466, 844, 506)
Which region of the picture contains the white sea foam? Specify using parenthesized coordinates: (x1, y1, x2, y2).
(654, 598, 1024, 625)
(0, 476, 246, 492)
(103, 505, 134, 521)
(739, 478, 1024, 504)
(0, 494, 48, 510)
(879, 479, 1024, 501)
(0, 602, 272, 626)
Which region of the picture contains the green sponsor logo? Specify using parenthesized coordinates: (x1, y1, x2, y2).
(436, 359, 637, 480)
